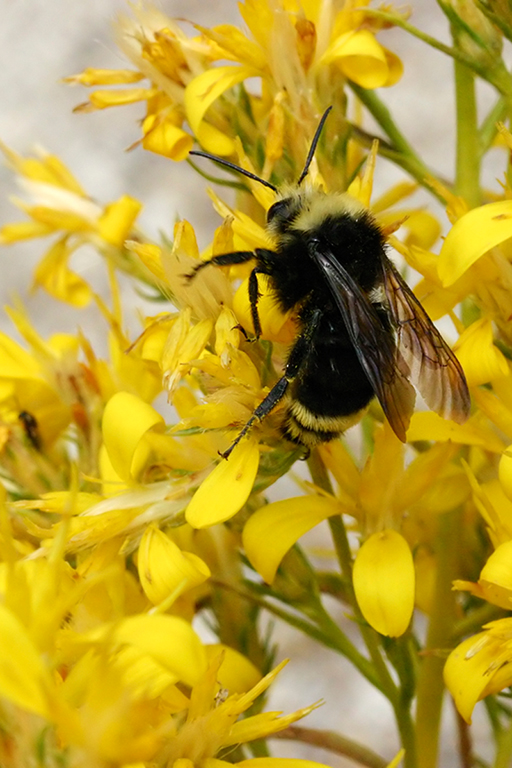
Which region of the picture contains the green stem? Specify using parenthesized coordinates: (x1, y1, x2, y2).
(453, 59, 481, 207)
(308, 453, 397, 700)
(494, 714, 512, 768)
(479, 95, 509, 157)
(415, 509, 461, 768)
(451, 602, 504, 641)
(214, 578, 385, 692)
(366, 8, 512, 97)
(308, 451, 419, 766)
(349, 85, 447, 203)
(273, 725, 388, 768)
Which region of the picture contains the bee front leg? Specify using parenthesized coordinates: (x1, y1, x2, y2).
(183, 250, 255, 281)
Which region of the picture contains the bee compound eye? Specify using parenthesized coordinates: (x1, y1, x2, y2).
(267, 199, 291, 224)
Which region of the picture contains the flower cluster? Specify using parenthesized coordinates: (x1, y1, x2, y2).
(2, 1, 512, 767)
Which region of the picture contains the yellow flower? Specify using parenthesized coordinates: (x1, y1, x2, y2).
(0, 145, 143, 305)
(445, 619, 512, 724)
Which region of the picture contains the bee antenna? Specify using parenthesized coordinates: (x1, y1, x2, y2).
(297, 106, 333, 186)
(188, 150, 278, 192)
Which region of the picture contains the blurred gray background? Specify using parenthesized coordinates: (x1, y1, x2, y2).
(0, 1, 501, 765)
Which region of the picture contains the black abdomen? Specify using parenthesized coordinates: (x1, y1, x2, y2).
(282, 310, 377, 448)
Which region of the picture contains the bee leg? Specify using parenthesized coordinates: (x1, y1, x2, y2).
(221, 308, 323, 459)
(183, 251, 255, 281)
(248, 267, 264, 339)
(220, 376, 289, 459)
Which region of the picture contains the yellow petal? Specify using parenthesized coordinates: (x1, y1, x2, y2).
(113, 614, 207, 687)
(138, 524, 210, 605)
(97, 195, 142, 246)
(353, 530, 415, 637)
(126, 240, 166, 282)
(438, 201, 512, 285)
(319, 30, 401, 89)
(185, 66, 258, 139)
(227, 701, 319, 744)
(196, 123, 236, 157)
(102, 391, 164, 483)
(142, 116, 193, 161)
(407, 412, 505, 453)
(205, 644, 261, 693)
(186, 438, 259, 528)
(64, 67, 145, 86)
(386, 750, 406, 768)
(236, 760, 330, 768)
(0, 604, 53, 718)
(243, 496, 341, 584)
(453, 318, 508, 386)
(85, 87, 153, 109)
(444, 632, 496, 723)
(32, 237, 92, 307)
(477, 541, 512, 609)
(0, 220, 54, 243)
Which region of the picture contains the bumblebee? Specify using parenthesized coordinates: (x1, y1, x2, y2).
(187, 108, 470, 458)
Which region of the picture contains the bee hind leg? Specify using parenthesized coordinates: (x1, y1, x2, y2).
(220, 376, 289, 459)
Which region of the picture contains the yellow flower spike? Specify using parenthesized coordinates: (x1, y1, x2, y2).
(138, 523, 210, 605)
(318, 30, 403, 88)
(97, 195, 142, 247)
(233, 275, 296, 343)
(32, 237, 92, 306)
(185, 66, 259, 149)
(64, 67, 145, 86)
(113, 614, 208, 687)
(353, 530, 415, 637)
(102, 391, 164, 484)
(204, 644, 261, 693)
(438, 200, 512, 286)
(444, 632, 500, 723)
(453, 318, 508, 386)
(186, 437, 260, 528)
(243, 496, 342, 584)
(0, 604, 55, 718)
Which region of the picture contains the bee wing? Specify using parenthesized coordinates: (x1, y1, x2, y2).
(381, 257, 470, 424)
(313, 247, 416, 442)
